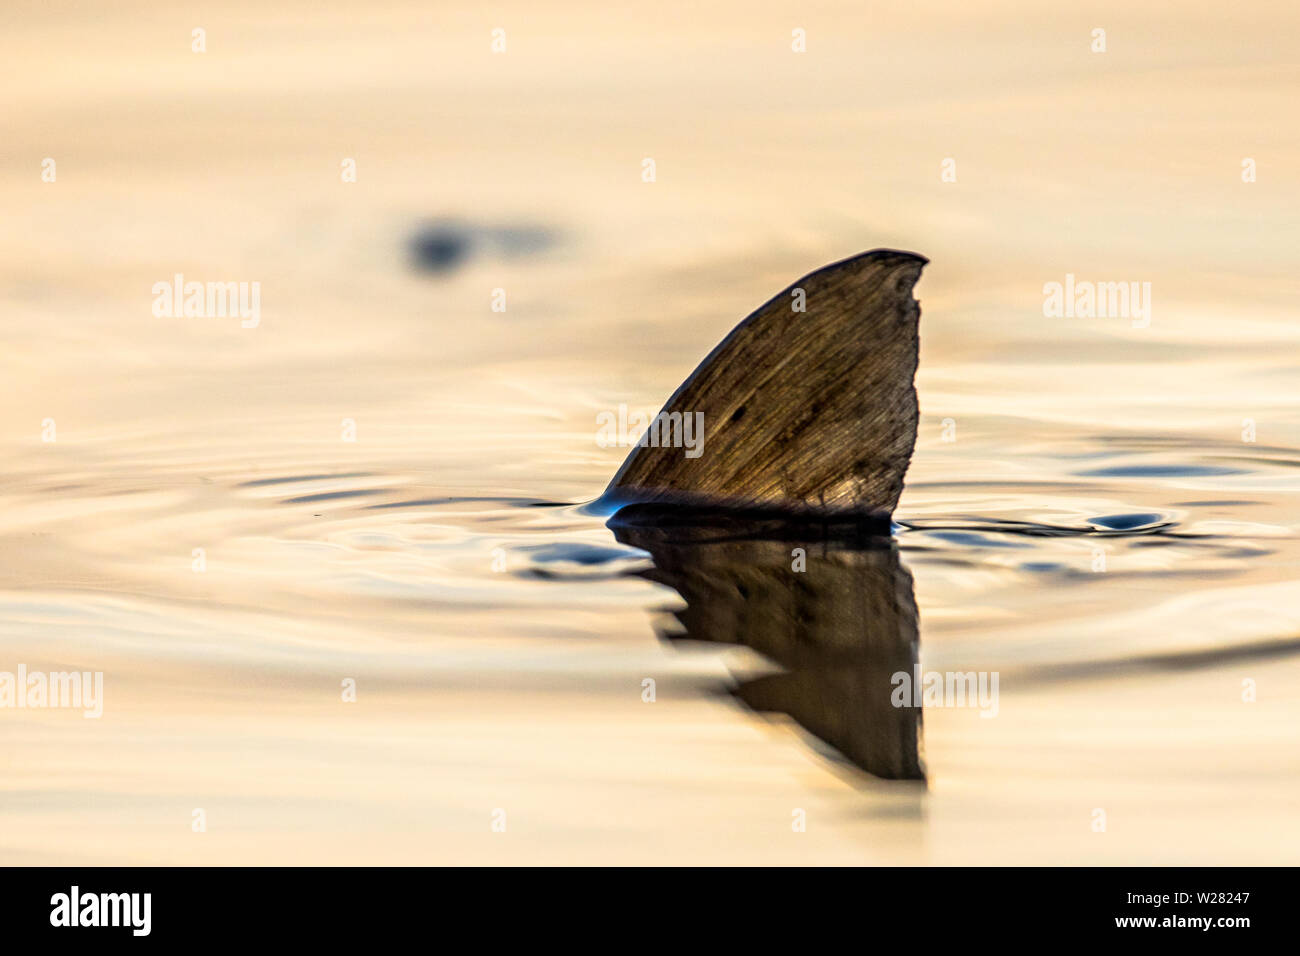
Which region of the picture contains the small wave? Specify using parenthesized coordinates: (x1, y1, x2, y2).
(1075, 464, 1244, 478)
(898, 512, 1179, 538)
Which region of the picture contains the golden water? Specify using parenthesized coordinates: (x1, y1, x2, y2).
(2, 1, 1298, 863)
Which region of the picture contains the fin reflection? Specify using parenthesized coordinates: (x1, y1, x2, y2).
(613, 511, 924, 781)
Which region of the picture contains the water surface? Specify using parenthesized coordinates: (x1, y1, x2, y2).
(2, 0, 1299, 864)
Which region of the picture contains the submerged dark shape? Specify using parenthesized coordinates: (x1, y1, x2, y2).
(604, 249, 926, 518)
(613, 513, 924, 780)
(409, 227, 471, 273)
(408, 219, 558, 275)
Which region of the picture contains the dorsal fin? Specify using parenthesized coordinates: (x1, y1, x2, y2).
(603, 249, 926, 518)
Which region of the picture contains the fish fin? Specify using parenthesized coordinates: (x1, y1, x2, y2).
(604, 249, 925, 517)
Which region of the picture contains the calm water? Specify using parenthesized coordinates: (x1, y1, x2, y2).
(3, 1, 1299, 863)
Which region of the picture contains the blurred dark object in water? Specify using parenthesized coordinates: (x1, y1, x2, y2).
(612, 512, 923, 780)
(408, 219, 557, 275)
(409, 228, 470, 273)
